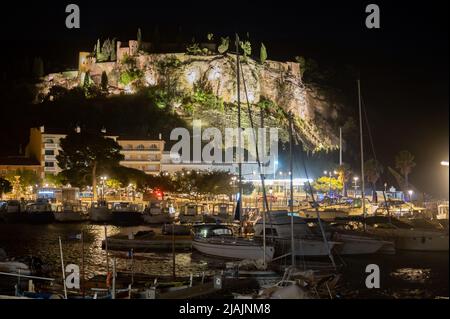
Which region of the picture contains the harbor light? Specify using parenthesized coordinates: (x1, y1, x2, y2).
(441, 161, 449, 166)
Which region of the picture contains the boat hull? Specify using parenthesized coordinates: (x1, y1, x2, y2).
(193, 239, 274, 261)
(89, 207, 112, 223)
(366, 228, 449, 251)
(274, 238, 340, 256)
(143, 213, 173, 224)
(27, 212, 55, 224)
(54, 212, 86, 222)
(111, 211, 143, 226)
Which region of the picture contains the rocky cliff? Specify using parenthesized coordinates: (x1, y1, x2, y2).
(36, 52, 343, 151)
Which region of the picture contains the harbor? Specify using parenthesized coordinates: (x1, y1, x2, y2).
(0, 1, 448, 305)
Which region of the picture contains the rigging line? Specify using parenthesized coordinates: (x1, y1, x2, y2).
(361, 95, 377, 162)
(239, 64, 273, 228)
(297, 141, 337, 269)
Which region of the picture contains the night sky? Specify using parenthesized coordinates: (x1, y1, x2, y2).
(0, 0, 448, 197)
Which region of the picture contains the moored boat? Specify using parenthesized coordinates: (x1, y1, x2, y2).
(89, 200, 112, 223)
(178, 203, 205, 224)
(53, 202, 88, 222)
(142, 200, 174, 224)
(253, 210, 341, 257)
(25, 199, 55, 224)
(192, 224, 275, 261)
(356, 216, 449, 251)
(111, 202, 143, 225)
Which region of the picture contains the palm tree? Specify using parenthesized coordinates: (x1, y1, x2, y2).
(364, 159, 384, 203)
(395, 150, 416, 188)
(336, 163, 352, 197)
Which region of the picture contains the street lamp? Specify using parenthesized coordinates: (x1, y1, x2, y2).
(353, 176, 359, 198)
(441, 161, 449, 167)
(408, 190, 413, 202)
(100, 176, 107, 201)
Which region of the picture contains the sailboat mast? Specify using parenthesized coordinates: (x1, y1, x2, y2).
(358, 80, 366, 221)
(339, 127, 343, 166)
(236, 34, 243, 227)
(289, 112, 295, 267)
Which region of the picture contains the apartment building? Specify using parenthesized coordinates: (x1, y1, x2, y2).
(26, 127, 71, 178)
(25, 127, 164, 177)
(117, 138, 165, 175)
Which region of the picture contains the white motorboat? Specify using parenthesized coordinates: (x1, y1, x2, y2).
(89, 200, 112, 222)
(360, 216, 449, 251)
(142, 200, 174, 224)
(53, 203, 88, 222)
(253, 210, 341, 257)
(192, 224, 275, 262)
(111, 202, 143, 225)
(25, 199, 55, 223)
(178, 203, 205, 224)
(436, 203, 449, 220)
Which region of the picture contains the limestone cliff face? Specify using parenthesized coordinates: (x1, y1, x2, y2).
(37, 53, 341, 151)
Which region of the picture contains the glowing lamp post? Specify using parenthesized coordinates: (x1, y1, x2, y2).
(100, 176, 107, 201)
(441, 161, 449, 167)
(408, 190, 413, 202)
(353, 176, 359, 198)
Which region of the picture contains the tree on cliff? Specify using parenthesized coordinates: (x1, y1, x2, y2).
(101, 71, 108, 92)
(57, 130, 124, 200)
(260, 43, 267, 64)
(395, 150, 416, 188)
(137, 28, 142, 50)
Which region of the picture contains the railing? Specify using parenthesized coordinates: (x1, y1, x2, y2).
(121, 148, 161, 151)
(44, 143, 57, 149)
(44, 155, 56, 160)
(44, 167, 56, 172)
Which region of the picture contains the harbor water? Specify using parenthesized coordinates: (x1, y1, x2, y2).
(0, 223, 448, 299)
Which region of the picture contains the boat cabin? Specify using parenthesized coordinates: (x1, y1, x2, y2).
(192, 224, 234, 238)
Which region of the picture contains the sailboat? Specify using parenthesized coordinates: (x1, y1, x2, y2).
(192, 34, 274, 264)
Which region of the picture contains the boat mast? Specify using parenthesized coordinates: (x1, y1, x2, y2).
(358, 80, 366, 224)
(236, 34, 243, 228)
(236, 33, 270, 268)
(289, 112, 295, 267)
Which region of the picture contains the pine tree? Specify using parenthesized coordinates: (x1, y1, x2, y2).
(137, 28, 142, 50)
(101, 71, 108, 91)
(83, 71, 91, 88)
(96, 39, 101, 58)
(260, 43, 267, 64)
(111, 38, 117, 61)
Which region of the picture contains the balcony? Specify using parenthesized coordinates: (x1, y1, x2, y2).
(44, 155, 56, 161)
(121, 148, 161, 152)
(44, 143, 58, 149)
(44, 167, 56, 172)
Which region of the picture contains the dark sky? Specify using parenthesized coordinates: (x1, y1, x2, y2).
(1, 0, 448, 197)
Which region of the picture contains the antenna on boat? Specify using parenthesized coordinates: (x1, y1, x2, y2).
(289, 112, 295, 267)
(358, 79, 367, 229)
(235, 33, 244, 230)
